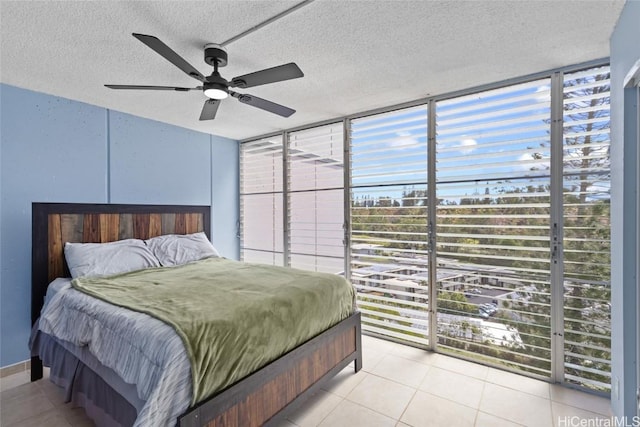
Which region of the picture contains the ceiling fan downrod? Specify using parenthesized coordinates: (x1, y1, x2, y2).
(204, 43, 227, 68)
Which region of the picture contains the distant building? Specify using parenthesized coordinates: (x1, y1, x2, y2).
(351, 243, 385, 256)
(381, 277, 424, 301)
(411, 269, 480, 292)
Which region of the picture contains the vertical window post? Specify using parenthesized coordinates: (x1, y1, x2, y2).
(283, 132, 290, 267)
(550, 70, 566, 384)
(427, 99, 438, 351)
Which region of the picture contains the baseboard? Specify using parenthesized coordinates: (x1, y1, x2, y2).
(0, 360, 31, 378)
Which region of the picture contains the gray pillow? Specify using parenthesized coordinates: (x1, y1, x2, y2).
(64, 239, 161, 279)
(145, 232, 219, 267)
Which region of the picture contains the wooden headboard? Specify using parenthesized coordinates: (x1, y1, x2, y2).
(31, 203, 210, 325)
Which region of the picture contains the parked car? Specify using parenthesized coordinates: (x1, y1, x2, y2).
(478, 307, 490, 319)
(480, 303, 497, 315)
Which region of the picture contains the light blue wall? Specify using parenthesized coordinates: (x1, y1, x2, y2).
(211, 136, 240, 260)
(0, 84, 239, 367)
(109, 111, 212, 206)
(610, 0, 639, 418)
(0, 84, 108, 368)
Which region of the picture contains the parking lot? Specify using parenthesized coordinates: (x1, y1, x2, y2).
(464, 287, 508, 306)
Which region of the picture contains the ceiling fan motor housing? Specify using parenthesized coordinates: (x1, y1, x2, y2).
(204, 43, 227, 67)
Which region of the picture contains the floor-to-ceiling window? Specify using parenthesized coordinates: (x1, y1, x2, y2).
(435, 78, 553, 378)
(350, 106, 430, 346)
(239, 62, 611, 393)
(561, 66, 611, 390)
(287, 123, 345, 273)
(240, 136, 284, 265)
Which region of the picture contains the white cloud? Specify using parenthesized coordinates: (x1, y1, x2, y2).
(518, 152, 548, 171)
(459, 138, 477, 154)
(388, 130, 419, 148)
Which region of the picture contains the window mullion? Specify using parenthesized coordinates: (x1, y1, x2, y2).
(550, 70, 566, 384)
(427, 99, 438, 351)
(344, 118, 352, 279)
(283, 132, 290, 267)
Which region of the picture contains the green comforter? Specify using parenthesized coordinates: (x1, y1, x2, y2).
(71, 257, 355, 404)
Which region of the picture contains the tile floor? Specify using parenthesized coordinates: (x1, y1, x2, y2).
(0, 335, 612, 427)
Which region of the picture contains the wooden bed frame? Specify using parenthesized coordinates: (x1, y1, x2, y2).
(31, 202, 362, 427)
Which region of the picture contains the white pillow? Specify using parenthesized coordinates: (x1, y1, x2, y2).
(145, 232, 219, 267)
(64, 239, 161, 279)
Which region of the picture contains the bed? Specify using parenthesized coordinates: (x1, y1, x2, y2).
(30, 202, 362, 427)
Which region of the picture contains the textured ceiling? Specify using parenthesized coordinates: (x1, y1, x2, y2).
(0, 0, 625, 141)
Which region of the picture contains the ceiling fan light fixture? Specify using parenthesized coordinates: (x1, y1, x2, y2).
(204, 83, 228, 100)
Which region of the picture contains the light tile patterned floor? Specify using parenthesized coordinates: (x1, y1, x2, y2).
(0, 336, 612, 427)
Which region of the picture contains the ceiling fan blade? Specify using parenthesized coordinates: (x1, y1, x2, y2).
(132, 33, 206, 83)
(230, 63, 303, 89)
(105, 85, 200, 91)
(230, 91, 295, 117)
(199, 99, 221, 121)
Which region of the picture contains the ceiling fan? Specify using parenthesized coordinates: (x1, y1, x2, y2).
(105, 33, 304, 121)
